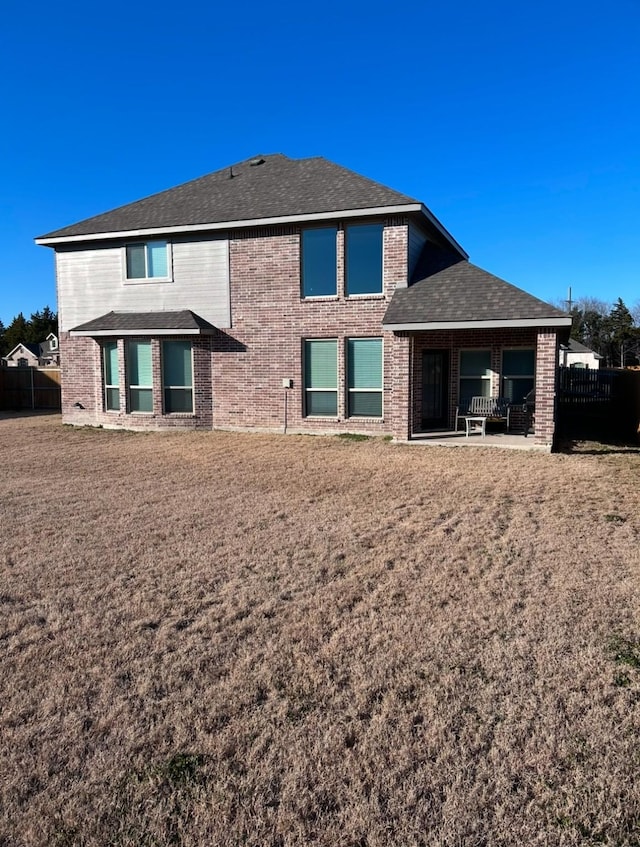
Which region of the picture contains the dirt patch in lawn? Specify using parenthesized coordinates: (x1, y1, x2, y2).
(1, 414, 640, 846)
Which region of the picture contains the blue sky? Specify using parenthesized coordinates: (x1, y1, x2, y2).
(1, 0, 638, 326)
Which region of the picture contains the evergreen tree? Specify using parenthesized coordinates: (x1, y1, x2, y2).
(559, 297, 610, 354)
(3, 313, 30, 355)
(28, 306, 58, 343)
(606, 298, 635, 367)
(581, 308, 608, 357)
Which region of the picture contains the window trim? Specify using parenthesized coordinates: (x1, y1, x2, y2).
(122, 240, 173, 284)
(459, 349, 492, 404)
(162, 340, 194, 415)
(303, 338, 339, 418)
(346, 336, 384, 419)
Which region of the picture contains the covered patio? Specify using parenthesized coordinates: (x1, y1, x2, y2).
(383, 258, 572, 447)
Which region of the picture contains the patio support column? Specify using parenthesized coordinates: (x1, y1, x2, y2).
(390, 332, 412, 441)
(534, 329, 559, 446)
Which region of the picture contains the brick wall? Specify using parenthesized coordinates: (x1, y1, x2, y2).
(211, 218, 408, 435)
(60, 332, 215, 430)
(534, 330, 559, 445)
(58, 220, 561, 445)
(60, 218, 409, 435)
(411, 327, 560, 445)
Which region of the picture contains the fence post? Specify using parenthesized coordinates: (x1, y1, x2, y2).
(30, 367, 35, 409)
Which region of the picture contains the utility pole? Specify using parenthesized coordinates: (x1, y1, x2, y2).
(565, 286, 573, 312)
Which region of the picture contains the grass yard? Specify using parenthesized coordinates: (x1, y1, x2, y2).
(1, 413, 640, 846)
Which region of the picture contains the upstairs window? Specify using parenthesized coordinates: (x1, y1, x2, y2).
(127, 340, 153, 412)
(459, 350, 491, 406)
(103, 341, 119, 411)
(125, 241, 170, 280)
(347, 338, 383, 417)
(301, 228, 337, 297)
(502, 349, 535, 403)
(345, 224, 383, 296)
(304, 339, 338, 417)
(162, 341, 193, 413)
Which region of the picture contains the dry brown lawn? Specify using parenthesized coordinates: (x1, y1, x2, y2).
(1, 413, 640, 846)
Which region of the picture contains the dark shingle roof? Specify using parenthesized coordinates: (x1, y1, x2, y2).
(70, 311, 216, 334)
(384, 261, 570, 326)
(38, 154, 420, 240)
(565, 338, 602, 356)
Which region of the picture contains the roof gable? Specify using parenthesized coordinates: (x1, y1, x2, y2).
(5, 343, 40, 360)
(36, 154, 424, 241)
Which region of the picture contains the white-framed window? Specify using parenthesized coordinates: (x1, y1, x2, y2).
(502, 349, 535, 403)
(162, 340, 193, 413)
(346, 337, 383, 417)
(127, 340, 153, 412)
(459, 350, 491, 405)
(301, 227, 337, 298)
(103, 341, 119, 411)
(124, 241, 172, 282)
(303, 339, 338, 416)
(345, 224, 383, 296)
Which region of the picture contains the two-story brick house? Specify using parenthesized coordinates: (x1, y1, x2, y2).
(35, 154, 570, 445)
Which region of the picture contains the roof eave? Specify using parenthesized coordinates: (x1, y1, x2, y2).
(417, 204, 468, 259)
(36, 202, 467, 257)
(382, 317, 573, 331)
(70, 327, 213, 337)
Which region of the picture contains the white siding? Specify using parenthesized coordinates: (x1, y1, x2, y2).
(56, 237, 231, 332)
(560, 350, 601, 369)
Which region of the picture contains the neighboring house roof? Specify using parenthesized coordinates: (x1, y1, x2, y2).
(35, 154, 466, 256)
(562, 338, 603, 357)
(40, 334, 59, 354)
(70, 310, 217, 336)
(383, 260, 570, 330)
(5, 342, 40, 359)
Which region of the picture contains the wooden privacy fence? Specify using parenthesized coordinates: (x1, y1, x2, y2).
(556, 366, 640, 442)
(0, 367, 61, 411)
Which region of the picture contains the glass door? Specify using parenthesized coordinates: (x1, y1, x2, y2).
(421, 350, 449, 429)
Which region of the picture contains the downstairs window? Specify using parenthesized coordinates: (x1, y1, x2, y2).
(304, 339, 338, 416)
(502, 349, 535, 403)
(127, 340, 153, 412)
(162, 341, 193, 413)
(347, 338, 383, 417)
(459, 350, 491, 406)
(103, 341, 119, 411)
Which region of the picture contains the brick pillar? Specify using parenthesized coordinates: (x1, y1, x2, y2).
(390, 332, 412, 441)
(534, 329, 559, 446)
(60, 332, 101, 424)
